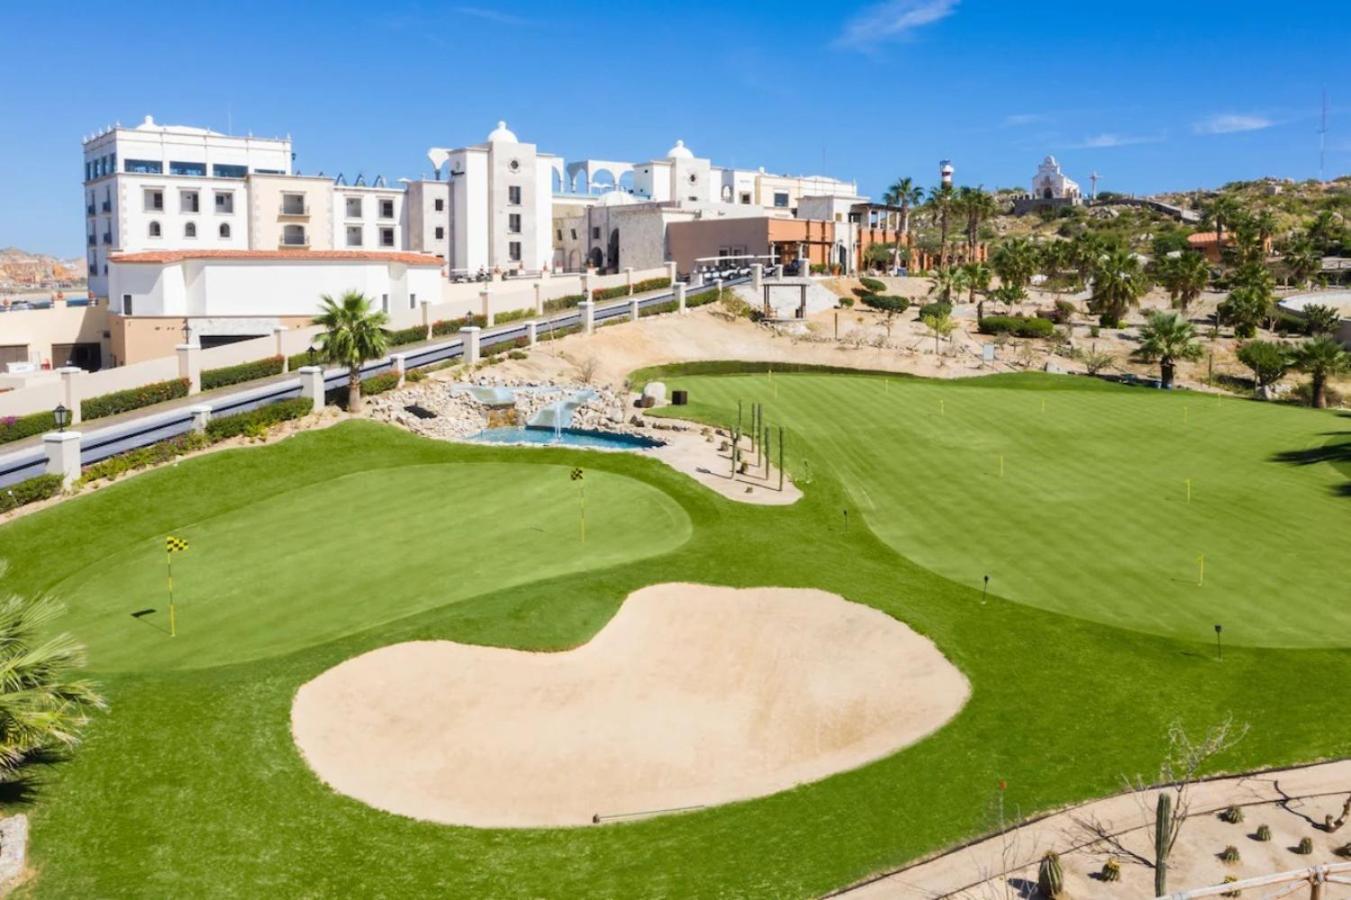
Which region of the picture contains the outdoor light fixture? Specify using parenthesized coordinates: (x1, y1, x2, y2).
(307, 345, 317, 367)
(181, 320, 192, 344)
(53, 404, 70, 432)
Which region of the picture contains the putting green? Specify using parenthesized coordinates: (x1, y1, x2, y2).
(654, 370, 1350, 648)
(49, 462, 691, 670)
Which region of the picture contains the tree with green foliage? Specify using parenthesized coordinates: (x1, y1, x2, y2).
(990, 283, 1025, 313)
(920, 310, 956, 355)
(1307, 209, 1344, 253)
(1282, 234, 1322, 288)
(1218, 260, 1276, 337)
(1236, 340, 1293, 399)
(990, 237, 1038, 294)
(862, 242, 897, 272)
(924, 183, 957, 270)
(1133, 312, 1203, 389)
(313, 291, 390, 413)
(0, 593, 105, 783)
(1293, 335, 1350, 408)
(955, 186, 998, 259)
(960, 261, 993, 319)
(1205, 195, 1243, 251)
(928, 266, 961, 304)
(883, 176, 924, 238)
(1157, 251, 1210, 313)
(1088, 247, 1150, 327)
(1302, 304, 1341, 337)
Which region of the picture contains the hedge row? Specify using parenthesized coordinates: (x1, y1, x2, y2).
(640, 300, 679, 318)
(78, 433, 209, 485)
(360, 372, 400, 396)
(286, 350, 319, 371)
(591, 277, 671, 301)
(687, 287, 724, 308)
(859, 294, 910, 313)
(432, 315, 486, 337)
(386, 325, 430, 347)
(543, 293, 586, 313)
(0, 410, 59, 446)
(204, 398, 312, 442)
(493, 307, 533, 325)
(82, 378, 189, 421)
(538, 324, 582, 342)
(201, 355, 284, 391)
(978, 315, 1056, 338)
(0, 473, 64, 513)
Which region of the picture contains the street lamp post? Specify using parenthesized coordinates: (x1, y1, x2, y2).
(53, 403, 70, 433)
(307, 345, 317, 367)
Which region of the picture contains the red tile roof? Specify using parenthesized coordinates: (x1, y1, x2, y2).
(1186, 232, 1229, 246)
(109, 249, 445, 267)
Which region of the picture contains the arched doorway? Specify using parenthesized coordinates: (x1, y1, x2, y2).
(588, 247, 604, 270)
(606, 229, 620, 272)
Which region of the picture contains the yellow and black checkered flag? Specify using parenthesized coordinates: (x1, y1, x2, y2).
(166, 535, 189, 554)
(570, 468, 584, 481)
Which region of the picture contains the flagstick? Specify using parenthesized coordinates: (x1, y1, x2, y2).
(1197, 554, 1205, 587)
(167, 550, 176, 637)
(1185, 478, 1192, 503)
(580, 483, 586, 543)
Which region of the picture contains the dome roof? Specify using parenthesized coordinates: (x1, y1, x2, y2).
(486, 120, 518, 144)
(666, 139, 694, 160)
(596, 190, 637, 207)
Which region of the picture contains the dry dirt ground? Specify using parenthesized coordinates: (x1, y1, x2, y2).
(290, 583, 969, 829)
(842, 758, 1351, 899)
(468, 276, 1347, 402)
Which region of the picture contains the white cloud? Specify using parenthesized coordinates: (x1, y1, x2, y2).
(1068, 133, 1164, 149)
(1192, 113, 1274, 135)
(1003, 113, 1049, 127)
(833, 0, 959, 50)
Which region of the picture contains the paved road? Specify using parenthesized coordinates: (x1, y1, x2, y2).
(0, 277, 745, 489)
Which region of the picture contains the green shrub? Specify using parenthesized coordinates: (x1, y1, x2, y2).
(538, 323, 582, 341)
(204, 398, 312, 441)
(406, 369, 426, 383)
(979, 315, 1056, 338)
(591, 277, 671, 301)
(918, 301, 952, 320)
(1220, 805, 1245, 824)
(859, 276, 887, 293)
(809, 263, 827, 274)
(361, 372, 400, 396)
(508, 350, 528, 360)
(200, 355, 284, 391)
(386, 324, 429, 346)
(78, 433, 209, 485)
(839, 296, 855, 308)
(640, 300, 679, 318)
(542, 293, 585, 313)
(1295, 837, 1313, 855)
(81, 378, 189, 421)
(1220, 844, 1241, 864)
(493, 307, 534, 325)
(860, 294, 910, 313)
(0, 473, 64, 512)
(431, 315, 487, 337)
(0, 410, 60, 446)
(286, 350, 320, 371)
(1255, 824, 1272, 841)
(633, 276, 672, 294)
(686, 286, 725, 308)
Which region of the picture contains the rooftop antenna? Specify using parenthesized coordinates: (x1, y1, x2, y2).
(1090, 171, 1100, 201)
(1318, 86, 1328, 182)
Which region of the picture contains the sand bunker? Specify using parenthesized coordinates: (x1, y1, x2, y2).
(291, 583, 968, 828)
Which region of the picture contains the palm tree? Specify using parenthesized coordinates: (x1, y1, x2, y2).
(1303, 304, 1341, 337)
(1307, 210, 1342, 253)
(1088, 247, 1150, 327)
(928, 266, 962, 304)
(0, 594, 105, 782)
(925, 183, 957, 270)
(956, 186, 998, 261)
(1205, 195, 1243, 250)
(885, 176, 924, 237)
(313, 291, 390, 413)
(1282, 234, 1321, 288)
(1293, 336, 1350, 408)
(1132, 312, 1203, 389)
(961, 261, 993, 319)
(991, 237, 1038, 293)
(1252, 207, 1278, 245)
(1157, 251, 1210, 313)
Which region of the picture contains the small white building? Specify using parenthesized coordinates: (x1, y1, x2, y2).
(1031, 155, 1081, 201)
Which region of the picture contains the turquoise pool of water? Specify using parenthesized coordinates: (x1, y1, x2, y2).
(466, 427, 662, 450)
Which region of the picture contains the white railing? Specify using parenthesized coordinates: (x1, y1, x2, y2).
(1164, 861, 1350, 898)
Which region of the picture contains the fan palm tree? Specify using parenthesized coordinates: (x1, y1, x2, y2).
(1283, 234, 1321, 288)
(1088, 247, 1150, 327)
(1303, 304, 1341, 337)
(1132, 312, 1203, 389)
(925, 183, 957, 270)
(1307, 210, 1342, 253)
(0, 594, 105, 783)
(312, 291, 390, 413)
(961, 261, 993, 319)
(956, 186, 998, 260)
(1293, 336, 1350, 408)
(885, 176, 925, 237)
(1158, 251, 1210, 313)
(928, 266, 962, 303)
(991, 237, 1038, 293)
(1205, 195, 1243, 249)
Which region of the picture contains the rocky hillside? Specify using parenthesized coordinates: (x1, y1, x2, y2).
(0, 247, 87, 289)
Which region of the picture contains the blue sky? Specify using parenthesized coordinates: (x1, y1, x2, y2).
(1, 0, 1347, 256)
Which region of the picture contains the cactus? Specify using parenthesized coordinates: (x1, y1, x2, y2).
(1333, 842, 1351, 858)
(1254, 824, 1271, 842)
(1220, 844, 1241, 864)
(1221, 805, 1245, 824)
(1038, 851, 1065, 898)
(1100, 857, 1121, 882)
(1154, 792, 1171, 897)
(1295, 836, 1314, 855)
(1221, 875, 1241, 897)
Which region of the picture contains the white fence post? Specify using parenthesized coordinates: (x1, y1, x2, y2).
(390, 353, 407, 387)
(189, 404, 212, 433)
(177, 343, 201, 395)
(534, 283, 544, 316)
(421, 299, 432, 339)
(666, 260, 677, 283)
(629, 298, 641, 321)
(461, 326, 481, 364)
(675, 283, 687, 314)
(752, 263, 764, 291)
(57, 366, 83, 425)
(579, 301, 595, 336)
(526, 321, 538, 347)
(625, 267, 635, 294)
(297, 366, 325, 414)
(480, 290, 494, 327)
(273, 326, 288, 371)
(42, 431, 81, 488)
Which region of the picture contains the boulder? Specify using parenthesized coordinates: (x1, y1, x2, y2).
(641, 382, 667, 406)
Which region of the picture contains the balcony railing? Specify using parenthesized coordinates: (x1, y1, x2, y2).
(280, 201, 309, 217)
(280, 236, 309, 248)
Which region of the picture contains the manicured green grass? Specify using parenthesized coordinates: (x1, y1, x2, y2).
(43, 463, 688, 671)
(651, 370, 1350, 648)
(0, 397, 1346, 898)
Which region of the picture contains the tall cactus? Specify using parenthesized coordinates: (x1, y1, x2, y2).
(1155, 792, 1171, 897)
(1037, 851, 1064, 898)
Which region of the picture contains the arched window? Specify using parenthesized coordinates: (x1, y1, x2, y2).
(185, 222, 197, 238)
(219, 222, 231, 239)
(149, 221, 161, 238)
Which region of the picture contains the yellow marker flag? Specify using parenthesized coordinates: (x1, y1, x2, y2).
(165, 535, 188, 637)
